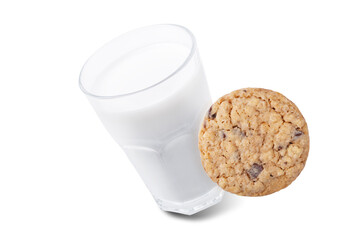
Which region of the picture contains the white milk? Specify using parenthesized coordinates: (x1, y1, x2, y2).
(81, 24, 224, 214)
(87, 43, 218, 204)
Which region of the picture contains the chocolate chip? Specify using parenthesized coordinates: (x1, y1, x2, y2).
(233, 127, 246, 137)
(219, 130, 226, 139)
(247, 163, 264, 180)
(295, 131, 303, 137)
(243, 89, 247, 92)
(203, 121, 207, 129)
(270, 174, 274, 177)
(208, 106, 217, 120)
(292, 128, 304, 141)
(278, 146, 283, 151)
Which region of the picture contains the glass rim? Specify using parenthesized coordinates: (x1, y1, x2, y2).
(79, 24, 196, 99)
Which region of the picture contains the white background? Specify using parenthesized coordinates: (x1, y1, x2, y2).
(1, 0, 358, 239)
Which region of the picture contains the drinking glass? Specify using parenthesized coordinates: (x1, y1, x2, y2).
(79, 24, 223, 215)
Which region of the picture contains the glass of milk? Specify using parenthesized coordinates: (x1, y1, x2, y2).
(79, 24, 223, 215)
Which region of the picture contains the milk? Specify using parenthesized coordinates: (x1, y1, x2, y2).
(81, 25, 223, 214)
(87, 43, 218, 204)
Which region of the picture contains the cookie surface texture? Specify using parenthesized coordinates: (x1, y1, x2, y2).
(198, 88, 309, 196)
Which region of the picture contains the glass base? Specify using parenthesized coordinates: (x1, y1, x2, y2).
(154, 187, 224, 215)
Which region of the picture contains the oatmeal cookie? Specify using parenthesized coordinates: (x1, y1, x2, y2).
(198, 88, 309, 196)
